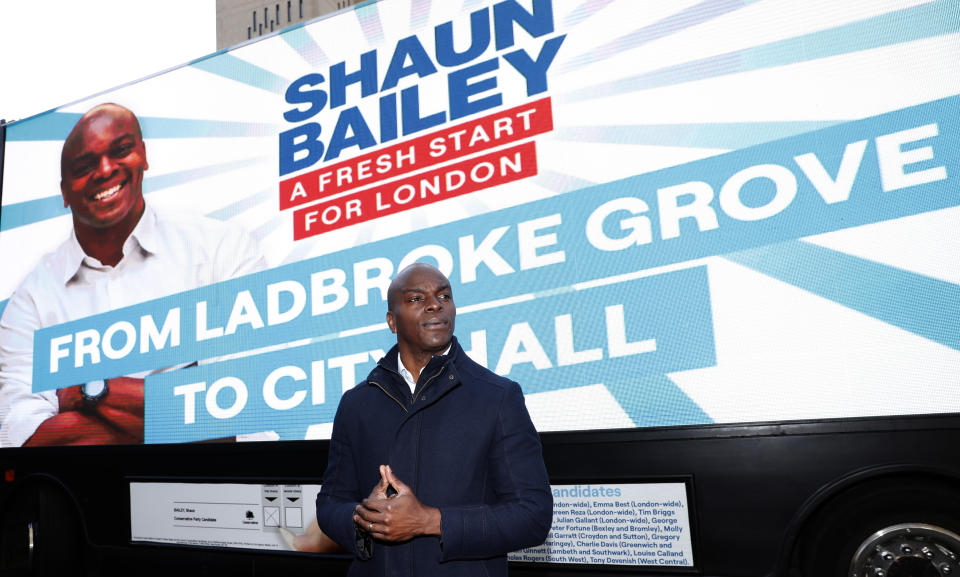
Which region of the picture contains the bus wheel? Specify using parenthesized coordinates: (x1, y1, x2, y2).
(798, 477, 960, 577)
(848, 524, 960, 577)
(0, 476, 87, 577)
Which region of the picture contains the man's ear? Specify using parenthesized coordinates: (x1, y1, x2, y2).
(386, 311, 396, 334)
(60, 182, 69, 208)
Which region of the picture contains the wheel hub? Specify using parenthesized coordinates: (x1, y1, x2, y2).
(888, 555, 941, 577)
(850, 524, 960, 577)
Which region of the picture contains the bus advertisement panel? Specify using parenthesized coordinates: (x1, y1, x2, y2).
(0, 0, 958, 448)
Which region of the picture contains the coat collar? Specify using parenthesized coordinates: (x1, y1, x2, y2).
(372, 337, 463, 409)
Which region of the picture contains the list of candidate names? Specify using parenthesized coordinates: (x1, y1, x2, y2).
(510, 483, 694, 567)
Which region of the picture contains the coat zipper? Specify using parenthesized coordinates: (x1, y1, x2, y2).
(374, 362, 451, 408)
(413, 365, 447, 400)
(371, 363, 452, 576)
(369, 380, 407, 412)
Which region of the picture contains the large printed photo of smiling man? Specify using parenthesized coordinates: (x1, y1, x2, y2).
(0, 103, 266, 447)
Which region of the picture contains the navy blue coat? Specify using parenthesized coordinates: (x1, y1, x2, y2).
(316, 337, 553, 576)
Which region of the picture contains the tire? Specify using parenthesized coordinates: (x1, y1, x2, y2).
(798, 476, 960, 577)
(0, 476, 87, 577)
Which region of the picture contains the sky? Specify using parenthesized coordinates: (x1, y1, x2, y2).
(0, 0, 216, 124)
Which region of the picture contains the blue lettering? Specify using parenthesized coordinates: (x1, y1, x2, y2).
(381, 36, 438, 91)
(283, 73, 328, 122)
(401, 84, 447, 136)
(449, 58, 501, 121)
(503, 35, 566, 97)
(324, 107, 377, 161)
(379, 92, 399, 144)
(435, 7, 491, 67)
(493, 0, 554, 51)
(279, 123, 324, 176)
(278, 0, 563, 174)
(330, 49, 378, 109)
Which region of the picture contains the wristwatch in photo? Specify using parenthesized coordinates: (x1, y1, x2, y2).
(81, 379, 109, 412)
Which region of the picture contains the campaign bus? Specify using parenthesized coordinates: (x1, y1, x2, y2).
(1, 1, 959, 575)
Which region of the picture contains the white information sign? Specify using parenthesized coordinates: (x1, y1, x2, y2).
(130, 482, 321, 551)
(511, 483, 694, 567)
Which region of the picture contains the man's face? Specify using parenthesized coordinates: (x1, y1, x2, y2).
(60, 106, 148, 230)
(387, 265, 456, 356)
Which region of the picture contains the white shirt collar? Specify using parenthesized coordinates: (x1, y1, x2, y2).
(398, 343, 452, 394)
(60, 204, 159, 284)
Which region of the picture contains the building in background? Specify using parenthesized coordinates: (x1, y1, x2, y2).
(216, 0, 362, 49)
